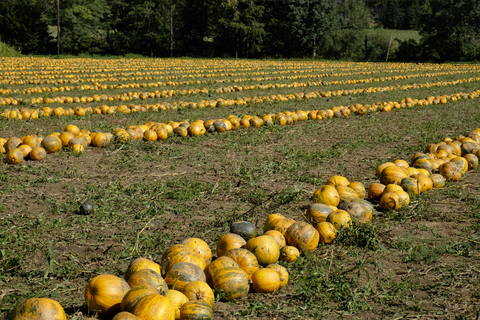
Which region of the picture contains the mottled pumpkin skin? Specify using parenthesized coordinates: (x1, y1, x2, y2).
(212, 267, 249, 301)
(164, 262, 206, 291)
(121, 285, 160, 313)
(9, 298, 67, 320)
(179, 301, 213, 320)
(224, 248, 259, 280)
(246, 235, 280, 266)
(204, 256, 238, 287)
(41, 136, 62, 154)
(127, 269, 168, 295)
(182, 238, 212, 264)
(285, 222, 319, 253)
(132, 294, 175, 320)
(161, 244, 206, 275)
(125, 258, 161, 281)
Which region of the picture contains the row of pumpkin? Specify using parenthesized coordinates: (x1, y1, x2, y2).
(1, 76, 480, 119)
(3, 59, 471, 88)
(2, 87, 480, 164)
(0, 70, 471, 105)
(8, 127, 480, 319)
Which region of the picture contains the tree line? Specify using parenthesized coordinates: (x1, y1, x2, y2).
(0, 0, 479, 61)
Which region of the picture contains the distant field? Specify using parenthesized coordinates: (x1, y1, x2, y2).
(1, 57, 480, 319)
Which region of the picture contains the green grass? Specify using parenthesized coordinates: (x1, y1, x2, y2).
(0, 40, 19, 57)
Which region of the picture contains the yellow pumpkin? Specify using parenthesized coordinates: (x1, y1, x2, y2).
(251, 268, 280, 293)
(312, 185, 340, 206)
(84, 274, 131, 317)
(246, 235, 280, 266)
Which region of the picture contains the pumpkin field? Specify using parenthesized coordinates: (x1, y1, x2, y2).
(1, 57, 480, 320)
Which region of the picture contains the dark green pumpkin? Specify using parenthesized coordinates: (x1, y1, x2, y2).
(79, 201, 95, 215)
(230, 221, 257, 241)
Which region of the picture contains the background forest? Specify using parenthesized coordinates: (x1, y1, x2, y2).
(0, 0, 479, 61)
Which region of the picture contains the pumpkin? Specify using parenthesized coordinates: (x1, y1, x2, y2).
(68, 137, 88, 149)
(280, 245, 300, 262)
(400, 178, 420, 196)
(182, 281, 215, 308)
(284, 221, 319, 253)
(379, 192, 401, 211)
(380, 166, 408, 185)
(314, 221, 337, 244)
(59, 132, 75, 146)
(437, 144, 455, 155)
(263, 230, 286, 248)
(229, 221, 257, 241)
(121, 285, 160, 313)
(216, 233, 246, 257)
(65, 124, 80, 136)
(312, 185, 340, 206)
(161, 245, 206, 275)
(6, 148, 24, 164)
(326, 210, 352, 230)
(246, 235, 280, 266)
(4, 137, 22, 152)
(9, 298, 67, 320)
(383, 184, 404, 194)
(326, 175, 350, 188)
(394, 190, 410, 207)
(179, 301, 213, 320)
(461, 142, 478, 156)
(165, 290, 189, 320)
(128, 269, 168, 294)
(305, 203, 334, 225)
(417, 174, 433, 193)
(155, 127, 169, 141)
(84, 274, 130, 317)
(212, 267, 249, 301)
(263, 214, 285, 233)
(338, 201, 372, 224)
(264, 217, 296, 235)
(464, 154, 478, 170)
(112, 312, 143, 320)
(17, 144, 32, 158)
(265, 264, 289, 289)
(450, 157, 468, 175)
(204, 256, 238, 287)
(367, 183, 386, 200)
(251, 268, 280, 293)
(430, 173, 446, 188)
(224, 248, 259, 279)
(439, 162, 462, 182)
(182, 238, 212, 264)
(336, 186, 360, 202)
(125, 258, 161, 281)
(164, 262, 206, 291)
(143, 130, 158, 142)
(375, 162, 395, 177)
(348, 182, 366, 199)
(22, 136, 41, 148)
(79, 201, 94, 215)
(412, 158, 433, 173)
(92, 133, 109, 148)
(42, 136, 62, 154)
(29, 147, 47, 161)
(394, 159, 409, 168)
(132, 294, 175, 320)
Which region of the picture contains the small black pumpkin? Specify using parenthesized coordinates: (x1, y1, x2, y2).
(230, 221, 257, 241)
(79, 201, 95, 215)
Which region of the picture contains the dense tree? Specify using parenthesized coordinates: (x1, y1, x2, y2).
(0, 0, 53, 54)
(60, 0, 109, 55)
(419, 0, 480, 61)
